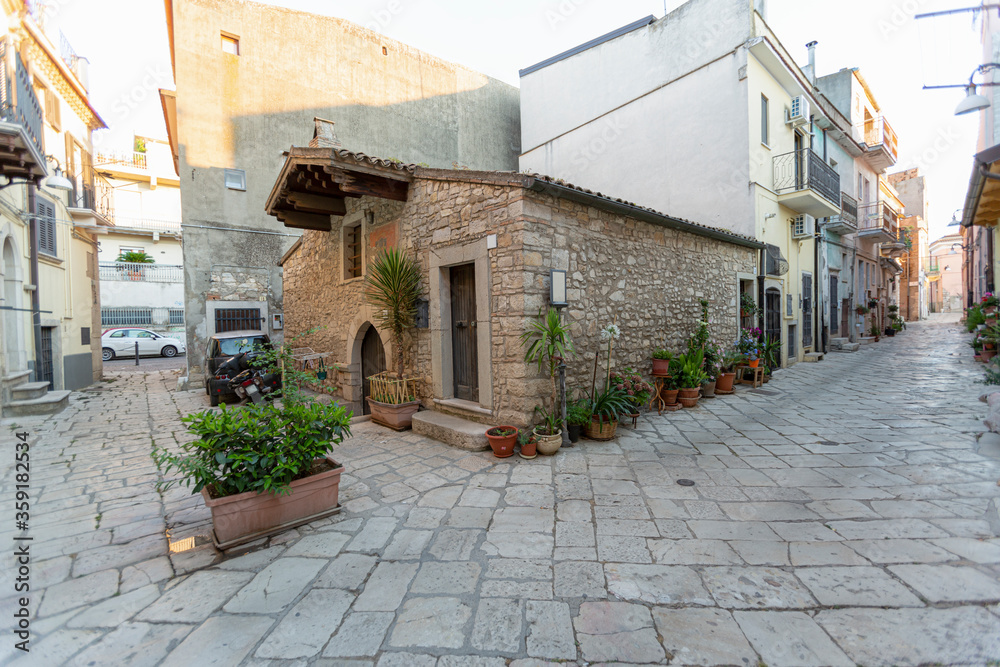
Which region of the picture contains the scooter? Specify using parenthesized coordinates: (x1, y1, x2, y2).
(215, 351, 282, 405)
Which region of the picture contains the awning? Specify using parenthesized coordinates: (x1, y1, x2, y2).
(961, 143, 1000, 228)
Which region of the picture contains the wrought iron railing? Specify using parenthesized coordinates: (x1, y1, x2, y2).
(860, 117, 898, 162)
(0, 42, 45, 158)
(839, 193, 858, 225)
(101, 306, 184, 327)
(773, 148, 839, 207)
(96, 152, 148, 170)
(858, 200, 899, 237)
(109, 216, 182, 233)
(99, 262, 183, 283)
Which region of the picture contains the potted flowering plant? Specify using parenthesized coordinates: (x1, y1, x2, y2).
(983, 293, 999, 313)
(716, 348, 741, 393)
(737, 328, 761, 368)
(855, 305, 870, 315)
(740, 292, 758, 318)
(610, 368, 652, 417)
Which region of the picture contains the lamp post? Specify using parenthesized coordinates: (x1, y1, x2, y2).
(549, 269, 570, 448)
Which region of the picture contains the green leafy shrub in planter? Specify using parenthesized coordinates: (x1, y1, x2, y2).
(589, 385, 631, 425)
(567, 397, 592, 426)
(676, 349, 708, 388)
(652, 348, 672, 360)
(153, 400, 352, 497)
(967, 306, 986, 332)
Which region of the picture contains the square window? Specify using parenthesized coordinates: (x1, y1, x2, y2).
(221, 33, 240, 55)
(224, 168, 246, 191)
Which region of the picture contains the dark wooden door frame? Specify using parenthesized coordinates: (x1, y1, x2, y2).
(450, 263, 479, 402)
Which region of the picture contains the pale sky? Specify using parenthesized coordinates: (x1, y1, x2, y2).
(50, 0, 983, 242)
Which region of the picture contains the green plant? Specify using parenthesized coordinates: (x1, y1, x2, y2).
(652, 348, 672, 360)
(487, 426, 517, 437)
(588, 385, 630, 425)
(533, 405, 562, 436)
(887, 304, 899, 314)
(869, 323, 881, 337)
(983, 293, 999, 309)
(364, 248, 422, 380)
(117, 251, 154, 263)
(521, 308, 575, 420)
(567, 397, 592, 426)
(517, 430, 535, 447)
(152, 400, 352, 497)
(740, 292, 758, 316)
(252, 327, 331, 404)
(967, 306, 986, 332)
(867, 297, 880, 309)
(855, 305, 870, 315)
(720, 348, 743, 373)
(892, 316, 906, 331)
(702, 341, 723, 379)
(760, 335, 781, 373)
(676, 349, 708, 388)
(972, 338, 984, 351)
(134, 136, 147, 153)
(982, 365, 1000, 385)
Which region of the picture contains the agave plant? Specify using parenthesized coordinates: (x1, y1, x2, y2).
(364, 247, 422, 380)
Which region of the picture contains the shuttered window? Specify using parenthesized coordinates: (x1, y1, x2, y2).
(36, 197, 56, 257)
(344, 222, 362, 279)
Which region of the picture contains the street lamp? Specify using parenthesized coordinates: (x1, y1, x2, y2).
(952, 64, 1000, 116)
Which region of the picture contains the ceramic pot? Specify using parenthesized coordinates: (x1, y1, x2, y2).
(485, 426, 518, 458)
(202, 456, 344, 549)
(533, 428, 562, 455)
(585, 418, 617, 441)
(652, 358, 671, 375)
(716, 372, 736, 392)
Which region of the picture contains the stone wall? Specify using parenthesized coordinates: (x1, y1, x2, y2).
(282, 172, 757, 425)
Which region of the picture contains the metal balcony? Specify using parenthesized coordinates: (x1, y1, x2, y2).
(0, 39, 46, 185)
(860, 117, 898, 171)
(99, 262, 183, 283)
(773, 148, 840, 218)
(825, 192, 858, 234)
(858, 200, 898, 243)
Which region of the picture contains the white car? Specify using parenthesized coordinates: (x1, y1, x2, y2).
(102, 328, 186, 361)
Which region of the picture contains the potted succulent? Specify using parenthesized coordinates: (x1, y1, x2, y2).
(652, 348, 672, 376)
(585, 384, 630, 440)
(567, 397, 591, 443)
(485, 426, 519, 458)
(676, 348, 707, 408)
(364, 248, 423, 430)
(609, 367, 651, 419)
(521, 308, 575, 456)
(152, 399, 353, 548)
(517, 430, 537, 459)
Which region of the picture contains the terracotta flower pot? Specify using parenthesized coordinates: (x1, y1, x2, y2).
(519, 439, 537, 459)
(485, 426, 518, 458)
(988, 318, 997, 327)
(585, 418, 617, 441)
(986, 342, 997, 351)
(366, 398, 420, 431)
(652, 358, 671, 375)
(661, 388, 679, 405)
(715, 372, 736, 392)
(533, 428, 562, 455)
(983, 349, 997, 362)
(748, 359, 760, 368)
(201, 456, 344, 549)
(677, 387, 700, 409)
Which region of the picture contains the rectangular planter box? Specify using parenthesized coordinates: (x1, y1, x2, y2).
(201, 456, 344, 549)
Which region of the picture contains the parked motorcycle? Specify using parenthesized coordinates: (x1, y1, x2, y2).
(214, 351, 282, 405)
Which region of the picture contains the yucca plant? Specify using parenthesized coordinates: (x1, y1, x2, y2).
(520, 308, 575, 424)
(364, 248, 422, 382)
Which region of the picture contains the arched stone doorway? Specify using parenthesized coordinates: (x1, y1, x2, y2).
(2, 236, 25, 373)
(358, 323, 386, 415)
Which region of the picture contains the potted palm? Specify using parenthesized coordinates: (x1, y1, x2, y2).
(152, 400, 352, 548)
(364, 248, 423, 430)
(585, 385, 630, 440)
(676, 348, 707, 408)
(520, 308, 574, 456)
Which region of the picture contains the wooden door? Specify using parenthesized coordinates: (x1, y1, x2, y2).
(841, 298, 850, 336)
(829, 275, 839, 335)
(450, 264, 478, 402)
(361, 326, 386, 415)
(765, 288, 782, 365)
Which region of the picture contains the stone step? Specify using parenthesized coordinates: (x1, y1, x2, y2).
(803, 352, 824, 362)
(2, 370, 31, 388)
(412, 410, 490, 452)
(11, 381, 51, 401)
(830, 342, 860, 352)
(859, 336, 877, 345)
(4, 390, 71, 417)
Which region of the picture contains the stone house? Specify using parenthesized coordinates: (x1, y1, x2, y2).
(268, 146, 761, 427)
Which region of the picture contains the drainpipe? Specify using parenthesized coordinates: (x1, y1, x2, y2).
(816, 230, 826, 354)
(27, 184, 41, 381)
(757, 248, 766, 336)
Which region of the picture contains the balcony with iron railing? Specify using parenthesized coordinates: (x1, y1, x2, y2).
(858, 200, 899, 243)
(95, 151, 148, 170)
(0, 38, 46, 184)
(99, 262, 183, 283)
(859, 116, 898, 170)
(825, 192, 858, 235)
(109, 215, 182, 234)
(772, 148, 840, 218)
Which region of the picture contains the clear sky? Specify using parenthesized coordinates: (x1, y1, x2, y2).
(50, 0, 982, 242)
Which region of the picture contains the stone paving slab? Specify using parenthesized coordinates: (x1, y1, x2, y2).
(4, 320, 1000, 665)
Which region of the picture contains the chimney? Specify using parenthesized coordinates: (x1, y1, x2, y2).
(310, 117, 342, 149)
(805, 41, 818, 84)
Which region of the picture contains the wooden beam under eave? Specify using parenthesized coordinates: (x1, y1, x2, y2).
(275, 210, 333, 231)
(287, 191, 347, 216)
(327, 169, 409, 202)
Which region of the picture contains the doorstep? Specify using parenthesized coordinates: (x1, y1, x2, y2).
(412, 410, 490, 452)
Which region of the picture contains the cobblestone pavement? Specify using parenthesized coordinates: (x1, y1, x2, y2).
(2, 318, 1000, 666)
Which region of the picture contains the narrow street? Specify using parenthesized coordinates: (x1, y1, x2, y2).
(2, 317, 998, 666)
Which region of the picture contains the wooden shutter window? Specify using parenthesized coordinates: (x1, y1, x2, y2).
(345, 223, 361, 279)
(36, 197, 56, 256)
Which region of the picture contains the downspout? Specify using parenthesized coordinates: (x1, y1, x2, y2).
(816, 229, 825, 353)
(27, 184, 42, 381)
(757, 248, 765, 337)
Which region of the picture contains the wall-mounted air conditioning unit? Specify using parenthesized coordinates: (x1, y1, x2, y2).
(792, 214, 814, 238)
(786, 95, 810, 127)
